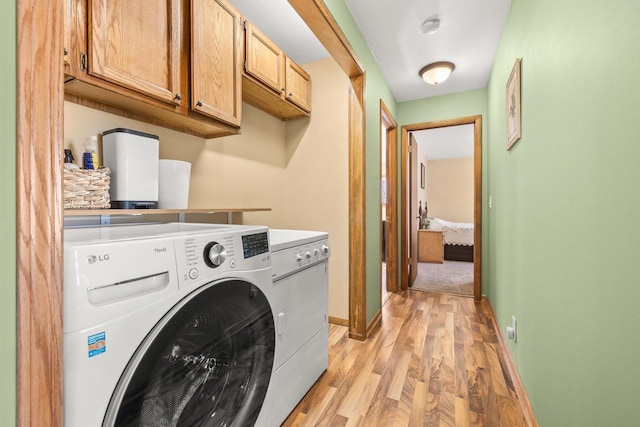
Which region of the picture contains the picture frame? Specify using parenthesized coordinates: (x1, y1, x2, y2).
(420, 163, 425, 189)
(506, 58, 522, 150)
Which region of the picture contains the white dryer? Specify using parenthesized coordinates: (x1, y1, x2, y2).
(268, 229, 330, 425)
(63, 222, 277, 426)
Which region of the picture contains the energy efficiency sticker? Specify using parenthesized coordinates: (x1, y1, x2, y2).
(88, 332, 106, 358)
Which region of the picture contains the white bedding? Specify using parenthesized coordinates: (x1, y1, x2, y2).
(428, 217, 474, 246)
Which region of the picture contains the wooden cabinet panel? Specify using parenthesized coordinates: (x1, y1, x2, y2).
(418, 230, 444, 263)
(64, 0, 240, 138)
(285, 57, 311, 113)
(88, 0, 182, 106)
(242, 19, 311, 120)
(244, 20, 284, 95)
(191, 0, 242, 127)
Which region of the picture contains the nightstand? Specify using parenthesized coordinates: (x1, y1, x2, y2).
(418, 230, 444, 263)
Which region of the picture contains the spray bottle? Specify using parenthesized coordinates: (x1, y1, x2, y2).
(83, 136, 99, 170)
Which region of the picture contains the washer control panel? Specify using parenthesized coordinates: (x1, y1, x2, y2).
(173, 227, 270, 288)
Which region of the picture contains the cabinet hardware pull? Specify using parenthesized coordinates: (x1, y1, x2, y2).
(174, 94, 181, 101)
(196, 101, 203, 107)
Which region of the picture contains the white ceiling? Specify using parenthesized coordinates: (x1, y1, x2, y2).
(415, 124, 474, 160)
(229, 0, 504, 159)
(345, 0, 512, 102)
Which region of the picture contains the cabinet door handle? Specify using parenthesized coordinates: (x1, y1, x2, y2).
(174, 93, 181, 101)
(196, 101, 203, 107)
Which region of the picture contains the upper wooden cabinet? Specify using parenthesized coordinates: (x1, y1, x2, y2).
(285, 57, 311, 113)
(244, 20, 285, 95)
(64, 0, 240, 138)
(191, 0, 242, 127)
(88, 0, 183, 106)
(242, 20, 311, 120)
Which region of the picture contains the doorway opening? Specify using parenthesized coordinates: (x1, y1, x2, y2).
(400, 115, 482, 300)
(380, 100, 398, 306)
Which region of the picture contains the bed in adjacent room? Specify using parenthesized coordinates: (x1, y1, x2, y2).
(428, 217, 474, 262)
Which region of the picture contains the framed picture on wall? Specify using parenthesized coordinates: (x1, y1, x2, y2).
(420, 163, 425, 189)
(506, 58, 522, 150)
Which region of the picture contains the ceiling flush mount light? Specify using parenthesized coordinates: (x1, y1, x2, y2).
(419, 61, 455, 85)
(421, 17, 440, 35)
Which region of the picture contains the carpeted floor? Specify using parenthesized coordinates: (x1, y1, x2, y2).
(411, 260, 473, 296)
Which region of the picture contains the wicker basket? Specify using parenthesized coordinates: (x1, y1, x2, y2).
(64, 167, 111, 209)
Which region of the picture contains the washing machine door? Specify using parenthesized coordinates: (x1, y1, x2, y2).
(103, 279, 275, 427)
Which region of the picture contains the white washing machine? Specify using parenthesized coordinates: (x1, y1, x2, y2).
(268, 229, 330, 425)
(63, 222, 278, 427)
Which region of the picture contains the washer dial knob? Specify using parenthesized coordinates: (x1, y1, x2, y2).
(204, 242, 227, 268)
(321, 244, 329, 255)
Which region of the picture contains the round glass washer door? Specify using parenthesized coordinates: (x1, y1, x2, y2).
(103, 279, 275, 427)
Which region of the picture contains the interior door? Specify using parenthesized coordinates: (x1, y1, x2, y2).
(409, 133, 418, 286)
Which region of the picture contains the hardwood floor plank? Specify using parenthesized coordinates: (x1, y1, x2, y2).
(337, 358, 376, 417)
(387, 350, 411, 400)
(349, 372, 382, 420)
(283, 291, 531, 426)
(409, 380, 427, 426)
(455, 397, 471, 427)
(469, 410, 485, 427)
(497, 393, 527, 427)
(424, 392, 441, 426)
(484, 342, 510, 397)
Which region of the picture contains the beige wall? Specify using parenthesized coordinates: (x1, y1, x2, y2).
(63, 56, 350, 320)
(426, 157, 474, 222)
(64, 101, 286, 226)
(282, 58, 350, 320)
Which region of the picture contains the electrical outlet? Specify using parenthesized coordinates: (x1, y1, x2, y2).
(507, 315, 517, 341)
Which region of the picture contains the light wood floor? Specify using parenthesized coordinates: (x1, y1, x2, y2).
(283, 290, 527, 426)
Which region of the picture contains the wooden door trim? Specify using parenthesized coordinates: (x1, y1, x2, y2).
(401, 115, 483, 300)
(347, 73, 366, 340)
(288, 0, 363, 78)
(380, 100, 398, 293)
(17, 0, 64, 424)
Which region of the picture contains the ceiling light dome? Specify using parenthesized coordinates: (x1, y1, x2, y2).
(419, 61, 455, 85)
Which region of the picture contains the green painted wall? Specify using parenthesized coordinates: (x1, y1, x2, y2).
(0, 0, 17, 424)
(487, 0, 640, 425)
(398, 90, 489, 292)
(324, 0, 398, 323)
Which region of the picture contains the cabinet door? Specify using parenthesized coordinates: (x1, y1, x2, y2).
(285, 57, 311, 113)
(88, 0, 182, 106)
(191, 0, 242, 127)
(244, 20, 284, 95)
